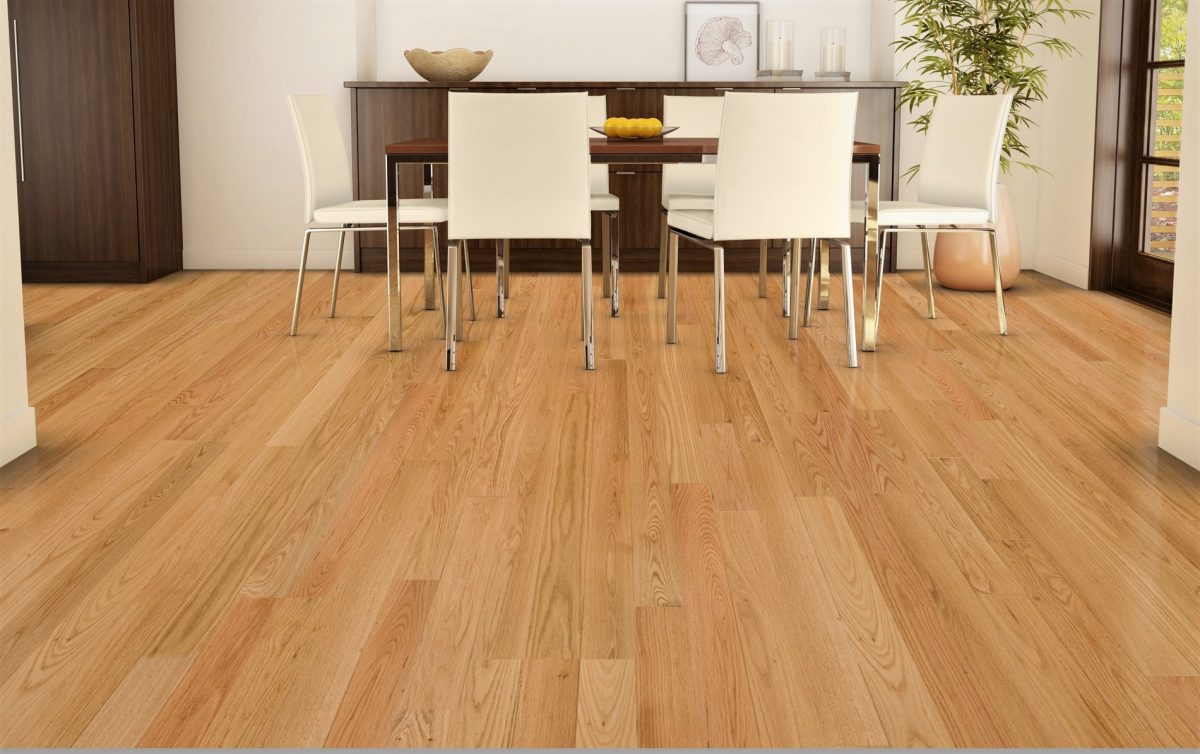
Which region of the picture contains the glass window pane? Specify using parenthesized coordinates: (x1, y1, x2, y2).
(1142, 165, 1180, 261)
(1157, 0, 1187, 60)
(1148, 66, 1185, 158)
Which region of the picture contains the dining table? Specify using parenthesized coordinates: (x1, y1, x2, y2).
(383, 136, 883, 354)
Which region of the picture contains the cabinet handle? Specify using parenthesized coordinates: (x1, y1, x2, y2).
(615, 87, 636, 91)
(615, 171, 636, 175)
(713, 87, 733, 92)
(517, 87, 537, 92)
(780, 87, 805, 91)
(11, 19, 25, 182)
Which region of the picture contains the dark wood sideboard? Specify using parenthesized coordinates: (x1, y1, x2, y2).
(345, 80, 904, 274)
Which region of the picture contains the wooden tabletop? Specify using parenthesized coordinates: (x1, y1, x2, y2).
(386, 137, 881, 156)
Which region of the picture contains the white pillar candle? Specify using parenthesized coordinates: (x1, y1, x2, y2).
(767, 39, 793, 70)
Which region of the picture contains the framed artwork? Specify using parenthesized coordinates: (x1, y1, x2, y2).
(684, 2, 759, 82)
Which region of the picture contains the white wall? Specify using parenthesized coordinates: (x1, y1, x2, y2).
(0, 5, 36, 467)
(1159, 0, 1200, 469)
(176, 0, 359, 270)
(374, 0, 872, 81)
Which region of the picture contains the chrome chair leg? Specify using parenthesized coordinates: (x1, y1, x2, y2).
(289, 230, 313, 336)
(713, 244, 727, 374)
(667, 230, 680, 344)
(919, 225, 937, 319)
(818, 239, 832, 310)
(446, 241, 460, 371)
(839, 241, 859, 368)
(582, 241, 596, 370)
(758, 239, 768, 298)
(803, 237, 818, 328)
(873, 230, 887, 338)
(601, 213, 611, 299)
(328, 227, 347, 318)
(496, 239, 506, 319)
(610, 212, 620, 317)
(782, 239, 792, 318)
(658, 210, 669, 299)
(988, 230, 1008, 335)
(502, 239, 511, 299)
(433, 227, 447, 337)
(788, 238, 803, 339)
(463, 242, 476, 321)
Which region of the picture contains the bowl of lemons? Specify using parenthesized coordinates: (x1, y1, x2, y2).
(591, 118, 677, 140)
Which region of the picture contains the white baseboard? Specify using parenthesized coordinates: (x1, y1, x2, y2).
(0, 406, 36, 468)
(184, 248, 356, 271)
(1034, 252, 1089, 289)
(1159, 407, 1200, 471)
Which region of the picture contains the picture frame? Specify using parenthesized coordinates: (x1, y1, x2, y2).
(684, 1, 760, 82)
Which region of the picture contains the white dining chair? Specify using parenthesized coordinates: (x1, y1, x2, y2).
(588, 95, 622, 316)
(665, 91, 860, 372)
(446, 91, 594, 371)
(870, 93, 1014, 336)
(658, 96, 719, 298)
(285, 94, 447, 336)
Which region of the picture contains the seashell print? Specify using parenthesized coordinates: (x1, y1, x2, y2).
(695, 16, 753, 66)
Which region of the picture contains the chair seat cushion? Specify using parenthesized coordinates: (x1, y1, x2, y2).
(590, 193, 620, 212)
(313, 198, 448, 226)
(851, 200, 989, 226)
(663, 193, 715, 211)
(667, 209, 715, 240)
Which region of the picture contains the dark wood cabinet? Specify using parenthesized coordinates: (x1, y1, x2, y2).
(347, 80, 903, 274)
(9, 0, 182, 283)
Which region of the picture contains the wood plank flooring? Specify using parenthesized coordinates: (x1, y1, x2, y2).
(2, 268, 1199, 747)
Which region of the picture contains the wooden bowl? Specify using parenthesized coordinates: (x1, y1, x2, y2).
(404, 48, 493, 82)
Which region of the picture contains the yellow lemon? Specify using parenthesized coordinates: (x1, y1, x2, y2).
(647, 117, 663, 135)
(615, 118, 635, 138)
(603, 117, 621, 137)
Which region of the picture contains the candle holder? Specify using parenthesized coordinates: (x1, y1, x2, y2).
(761, 20, 796, 75)
(817, 27, 848, 80)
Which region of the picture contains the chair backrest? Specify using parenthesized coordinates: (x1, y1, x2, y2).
(449, 92, 591, 240)
(587, 95, 610, 195)
(285, 94, 353, 224)
(917, 94, 1014, 221)
(712, 91, 858, 241)
(662, 95, 724, 202)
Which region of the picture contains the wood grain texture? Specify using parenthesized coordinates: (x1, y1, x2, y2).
(1, 269, 1198, 746)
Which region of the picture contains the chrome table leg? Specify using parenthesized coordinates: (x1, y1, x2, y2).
(839, 241, 858, 368)
(386, 157, 403, 351)
(422, 163, 436, 310)
(496, 239, 506, 318)
(446, 240, 459, 370)
(861, 155, 881, 351)
(667, 230, 680, 344)
(788, 238, 803, 339)
(610, 212, 620, 317)
(781, 239, 792, 318)
(714, 244, 727, 374)
(582, 241, 596, 370)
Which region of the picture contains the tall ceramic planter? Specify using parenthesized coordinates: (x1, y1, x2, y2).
(933, 184, 1021, 291)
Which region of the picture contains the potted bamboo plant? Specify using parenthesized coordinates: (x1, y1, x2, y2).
(893, 0, 1090, 290)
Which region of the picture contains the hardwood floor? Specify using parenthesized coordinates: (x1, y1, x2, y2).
(2, 268, 1199, 747)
